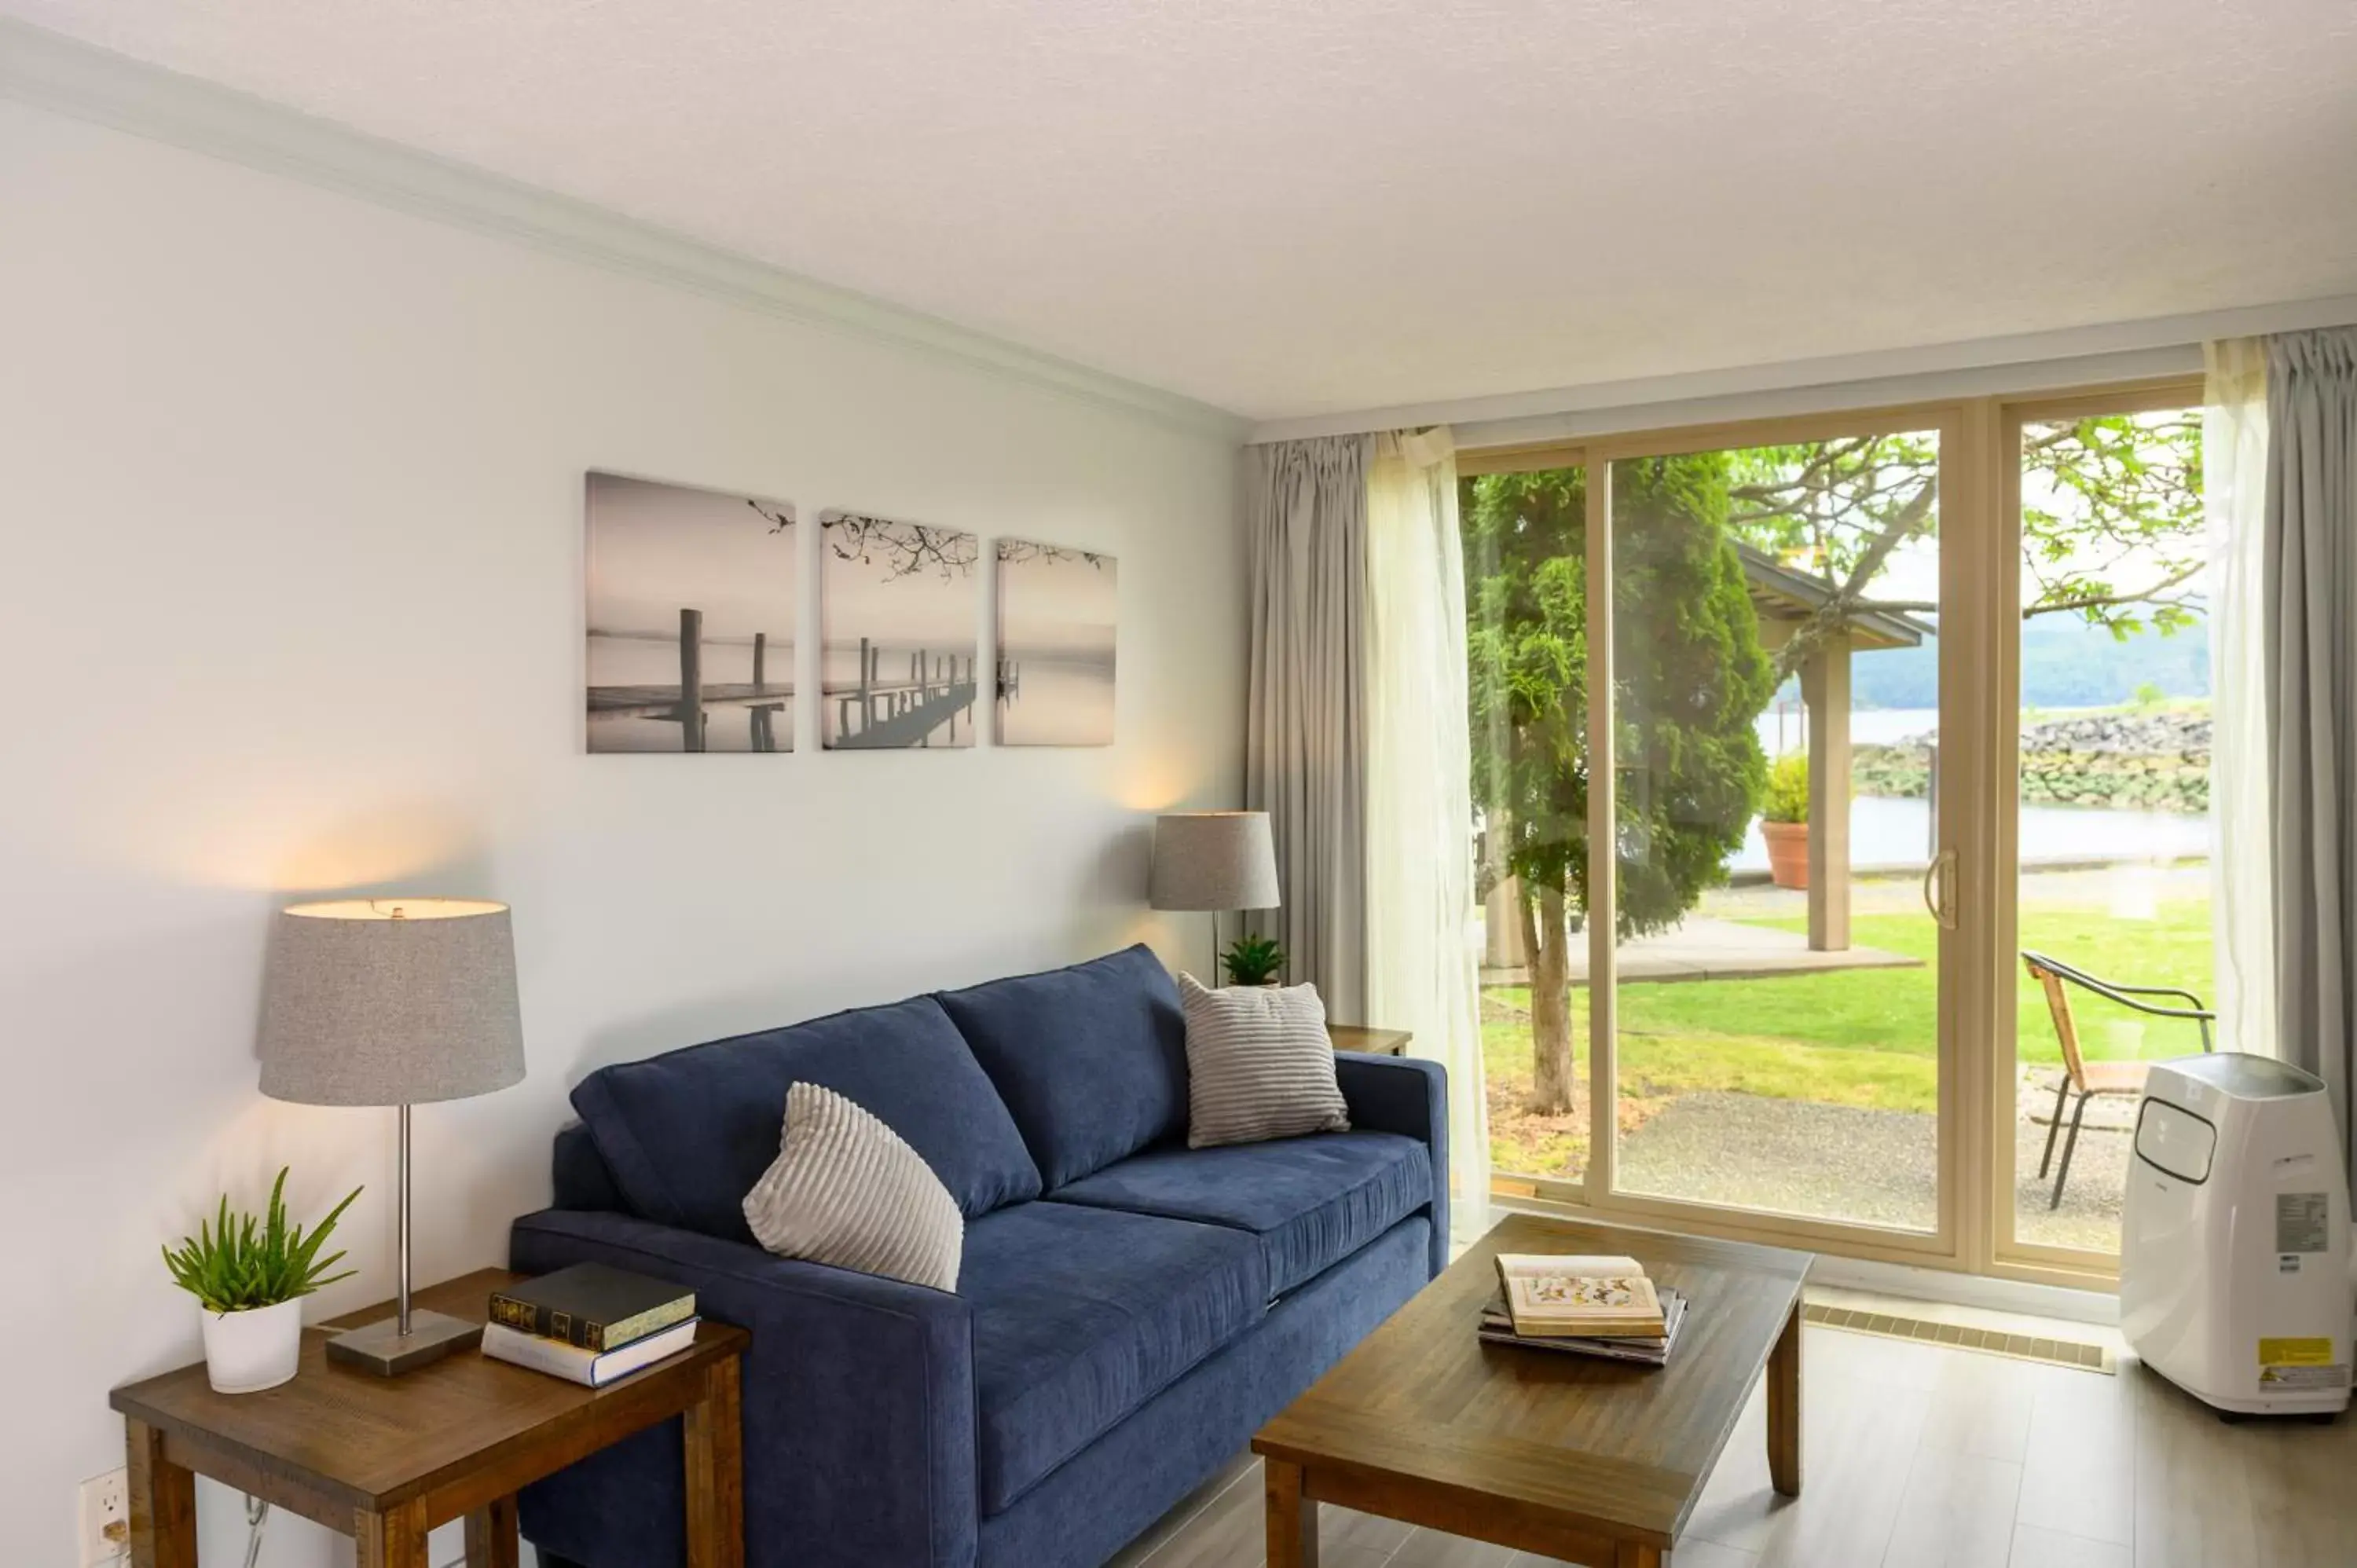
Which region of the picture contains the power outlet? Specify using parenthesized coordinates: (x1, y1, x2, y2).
(79, 1467, 128, 1566)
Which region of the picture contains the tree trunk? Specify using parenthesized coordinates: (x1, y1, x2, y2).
(1525, 885, 1579, 1116)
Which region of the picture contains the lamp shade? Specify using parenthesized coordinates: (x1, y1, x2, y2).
(1148, 812, 1281, 912)
(257, 899, 525, 1108)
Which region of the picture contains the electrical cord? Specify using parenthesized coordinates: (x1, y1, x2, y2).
(243, 1493, 269, 1568)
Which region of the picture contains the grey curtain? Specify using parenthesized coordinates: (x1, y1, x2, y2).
(1244, 436, 1372, 1023)
(2265, 326, 2357, 1168)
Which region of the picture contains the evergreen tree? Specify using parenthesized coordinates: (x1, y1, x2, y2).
(1466, 456, 1773, 1116)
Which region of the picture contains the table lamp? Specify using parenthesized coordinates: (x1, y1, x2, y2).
(1148, 811, 1281, 982)
(257, 898, 525, 1375)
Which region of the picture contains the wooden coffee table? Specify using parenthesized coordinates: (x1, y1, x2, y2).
(1253, 1214, 1809, 1568)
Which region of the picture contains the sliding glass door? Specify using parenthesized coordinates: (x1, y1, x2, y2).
(1998, 389, 2215, 1269)
(1466, 382, 2216, 1284)
(1468, 412, 1965, 1255)
(1604, 431, 1950, 1236)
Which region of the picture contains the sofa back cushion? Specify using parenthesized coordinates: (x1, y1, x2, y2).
(935, 944, 1189, 1189)
(570, 995, 1042, 1238)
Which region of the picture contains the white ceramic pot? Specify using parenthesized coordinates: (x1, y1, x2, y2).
(200, 1298, 303, 1394)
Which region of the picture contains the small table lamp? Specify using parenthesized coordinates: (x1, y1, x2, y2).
(1149, 811, 1281, 982)
(257, 898, 525, 1375)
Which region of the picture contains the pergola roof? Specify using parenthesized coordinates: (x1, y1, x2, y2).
(1735, 544, 1932, 652)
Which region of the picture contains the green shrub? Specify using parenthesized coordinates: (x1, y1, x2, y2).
(161, 1167, 361, 1313)
(1761, 753, 1811, 824)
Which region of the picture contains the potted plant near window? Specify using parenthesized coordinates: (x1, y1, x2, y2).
(1761, 752, 1811, 890)
(162, 1167, 361, 1394)
(1219, 934, 1287, 987)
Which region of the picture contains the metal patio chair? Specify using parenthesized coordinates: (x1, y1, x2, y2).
(2021, 949, 2215, 1211)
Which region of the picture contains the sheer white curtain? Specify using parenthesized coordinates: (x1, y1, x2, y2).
(2204, 339, 2278, 1057)
(1365, 427, 1488, 1237)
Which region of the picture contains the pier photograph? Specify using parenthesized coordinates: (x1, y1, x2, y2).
(584, 471, 797, 753)
(821, 511, 980, 749)
(996, 540, 1116, 746)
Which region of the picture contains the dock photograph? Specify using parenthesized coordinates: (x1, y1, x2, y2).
(820, 511, 980, 749)
(584, 471, 797, 753)
(996, 540, 1116, 746)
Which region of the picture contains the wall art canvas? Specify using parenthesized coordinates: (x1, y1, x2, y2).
(584, 471, 797, 753)
(820, 511, 980, 749)
(995, 540, 1117, 746)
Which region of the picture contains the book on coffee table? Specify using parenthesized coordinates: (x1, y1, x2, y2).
(1493, 1252, 1666, 1338)
(1479, 1286, 1688, 1367)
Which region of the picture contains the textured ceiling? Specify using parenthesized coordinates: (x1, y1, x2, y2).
(10, 1, 2356, 421)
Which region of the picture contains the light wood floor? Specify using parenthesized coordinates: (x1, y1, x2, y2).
(1105, 1310, 2356, 1568)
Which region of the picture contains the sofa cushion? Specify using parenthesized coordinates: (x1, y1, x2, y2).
(1177, 973, 1350, 1148)
(1046, 1131, 1433, 1296)
(742, 1082, 966, 1291)
(571, 995, 1042, 1238)
(959, 1201, 1266, 1514)
(936, 945, 1190, 1189)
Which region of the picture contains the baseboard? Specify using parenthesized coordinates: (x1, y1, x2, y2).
(1808, 1251, 2118, 1326)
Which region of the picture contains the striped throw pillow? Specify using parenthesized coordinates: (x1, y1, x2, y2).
(741, 1081, 964, 1291)
(1178, 973, 1351, 1149)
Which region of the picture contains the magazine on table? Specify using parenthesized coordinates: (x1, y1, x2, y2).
(1478, 1287, 1688, 1368)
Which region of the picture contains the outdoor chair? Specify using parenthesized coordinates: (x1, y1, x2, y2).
(2020, 949, 2214, 1211)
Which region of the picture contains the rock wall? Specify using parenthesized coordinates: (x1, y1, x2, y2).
(1853, 711, 2210, 813)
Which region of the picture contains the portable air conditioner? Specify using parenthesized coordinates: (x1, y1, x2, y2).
(2121, 1053, 2352, 1416)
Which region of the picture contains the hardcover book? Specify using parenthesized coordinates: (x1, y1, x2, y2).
(488, 1262, 695, 1352)
(482, 1319, 699, 1387)
(1493, 1252, 1666, 1339)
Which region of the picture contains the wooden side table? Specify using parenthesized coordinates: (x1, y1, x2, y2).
(1328, 1024, 1411, 1057)
(109, 1269, 747, 1568)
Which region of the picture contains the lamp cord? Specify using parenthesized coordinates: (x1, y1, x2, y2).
(242, 1494, 269, 1568)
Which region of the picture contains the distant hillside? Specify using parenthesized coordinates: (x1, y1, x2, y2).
(1837, 616, 2210, 710)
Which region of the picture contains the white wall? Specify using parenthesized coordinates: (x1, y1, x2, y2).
(0, 97, 1243, 1565)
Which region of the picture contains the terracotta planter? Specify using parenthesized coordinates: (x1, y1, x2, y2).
(1761, 820, 1809, 890)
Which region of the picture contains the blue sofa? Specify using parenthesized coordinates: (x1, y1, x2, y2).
(509, 943, 1446, 1568)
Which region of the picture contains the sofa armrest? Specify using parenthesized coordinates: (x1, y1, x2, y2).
(1334, 1052, 1449, 1277)
(509, 1208, 977, 1568)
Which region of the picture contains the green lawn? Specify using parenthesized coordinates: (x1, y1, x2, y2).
(1483, 894, 2215, 1176)
(1621, 899, 2216, 1064)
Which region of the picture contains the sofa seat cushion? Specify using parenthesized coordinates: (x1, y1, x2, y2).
(936, 944, 1190, 1189)
(960, 1201, 1267, 1515)
(1046, 1132, 1433, 1296)
(571, 995, 1041, 1240)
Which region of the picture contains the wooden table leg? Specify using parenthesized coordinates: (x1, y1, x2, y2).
(1265, 1457, 1320, 1568)
(126, 1420, 196, 1568)
(684, 1354, 746, 1568)
(1768, 1297, 1803, 1497)
(1615, 1543, 1665, 1567)
(356, 1499, 431, 1568)
(465, 1495, 521, 1568)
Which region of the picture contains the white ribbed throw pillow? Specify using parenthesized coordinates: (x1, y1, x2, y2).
(1178, 973, 1351, 1149)
(741, 1081, 963, 1291)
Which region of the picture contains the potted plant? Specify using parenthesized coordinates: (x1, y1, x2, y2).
(1219, 933, 1287, 987)
(162, 1167, 361, 1394)
(1760, 752, 1811, 890)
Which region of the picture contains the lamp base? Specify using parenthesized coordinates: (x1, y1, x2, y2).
(324, 1308, 482, 1376)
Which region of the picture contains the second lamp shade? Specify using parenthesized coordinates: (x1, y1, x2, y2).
(1149, 811, 1281, 913)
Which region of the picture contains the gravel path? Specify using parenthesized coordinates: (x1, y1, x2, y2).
(1615, 1091, 2128, 1250)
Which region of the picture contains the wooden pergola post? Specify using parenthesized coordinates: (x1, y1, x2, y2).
(1801, 633, 1852, 952)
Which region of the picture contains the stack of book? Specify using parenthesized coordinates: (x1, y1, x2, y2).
(483, 1262, 700, 1387)
(1478, 1252, 1687, 1368)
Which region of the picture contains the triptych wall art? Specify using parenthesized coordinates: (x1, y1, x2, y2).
(582, 472, 1116, 754)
